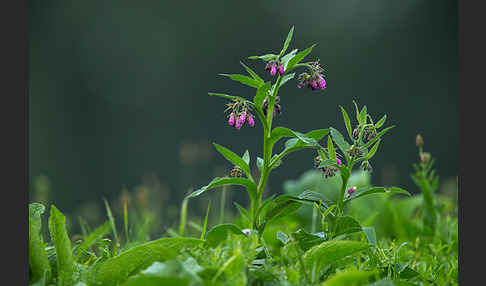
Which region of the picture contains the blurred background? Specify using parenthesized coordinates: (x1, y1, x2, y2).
(29, 0, 457, 234)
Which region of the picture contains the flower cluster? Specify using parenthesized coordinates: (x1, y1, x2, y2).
(347, 186, 357, 196)
(262, 96, 282, 117)
(353, 126, 377, 142)
(265, 61, 285, 76)
(226, 101, 255, 130)
(346, 144, 363, 158)
(297, 61, 326, 91)
(314, 155, 342, 179)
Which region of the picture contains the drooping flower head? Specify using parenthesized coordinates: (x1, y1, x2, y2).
(224, 100, 255, 130)
(278, 63, 285, 76)
(297, 61, 327, 91)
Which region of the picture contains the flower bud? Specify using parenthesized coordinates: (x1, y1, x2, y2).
(420, 152, 431, 164)
(278, 63, 285, 75)
(336, 157, 342, 166)
(270, 63, 277, 76)
(247, 113, 255, 127)
(317, 74, 326, 89)
(228, 113, 235, 126)
(347, 186, 357, 195)
(234, 119, 242, 130)
(239, 111, 246, 125)
(416, 134, 424, 148)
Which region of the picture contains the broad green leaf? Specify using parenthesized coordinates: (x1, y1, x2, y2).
(303, 240, 370, 275)
(270, 127, 320, 146)
(48, 205, 73, 286)
(305, 129, 329, 141)
(363, 126, 395, 149)
(29, 203, 51, 284)
(320, 270, 378, 286)
(374, 114, 387, 129)
(186, 177, 257, 201)
(242, 150, 250, 165)
(340, 106, 353, 140)
(362, 227, 377, 253)
(343, 186, 410, 205)
(219, 73, 262, 89)
(213, 143, 252, 179)
(234, 202, 251, 222)
(280, 26, 294, 57)
(279, 72, 296, 87)
(74, 221, 111, 260)
(88, 238, 203, 286)
(205, 224, 246, 246)
(286, 44, 316, 72)
(291, 229, 326, 252)
(240, 61, 264, 83)
(328, 135, 336, 161)
(248, 54, 278, 61)
(333, 216, 362, 237)
(330, 127, 351, 158)
(365, 139, 381, 160)
(256, 157, 264, 171)
(280, 49, 298, 70)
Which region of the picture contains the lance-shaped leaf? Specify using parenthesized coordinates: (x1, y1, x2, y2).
(278, 72, 296, 87)
(327, 135, 336, 162)
(186, 177, 257, 201)
(279, 26, 294, 57)
(242, 150, 250, 165)
(362, 227, 377, 253)
(270, 127, 318, 146)
(364, 139, 381, 160)
(280, 49, 298, 69)
(291, 229, 326, 252)
(219, 73, 263, 89)
(262, 195, 303, 224)
(29, 203, 51, 284)
(374, 114, 387, 129)
(239, 61, 264, 83)
(74, 221, 111, 260)
(359, 105, 368, 125)
(213, 143, 252, 179)
(207, 92, 244, 101)
(340, 105, 353, 140)
(248, 53, 278, 61)
(330, 127, 351, 157)
(48, 205, 73, 286)
(343, 186, 410, 205)
(286, 44, 316, 72)
(305, 129, 330, 141)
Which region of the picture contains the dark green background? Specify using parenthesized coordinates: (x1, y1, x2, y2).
(29, 0, 458, 215)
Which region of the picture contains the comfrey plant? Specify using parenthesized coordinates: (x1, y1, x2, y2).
(185, 26, 409, 238)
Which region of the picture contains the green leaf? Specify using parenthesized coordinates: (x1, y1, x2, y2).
(340, 105, 353, 140)
(280, 49, 298, 70)
(186, 177, 257, 202)
(374, 114, 387, 129)
(219, 73, 262, 89)
(365, 139, 381, 160)
(74, 221, 111, 260)
(363, 126, 395, 149)
(353, 100, 360, 122)
(254, 82, 271, 110)
(286, 44, 316, 72)
(242, 150, 250, 165)
(333, 216, 362, 237)
(303, 240, 370, 275)
(270, 127, 319, 146)
(248, 54, 278, 61)
(330, 127, 351, 158)
(320, 270, 378, 286)
(240, 61, 264, 83)
(305, 128, 329, 141)
(234, 202, 251, 222)
(29, 203, 51, 284)
(256, 157, 264, 172)
(205, 224, 246, 246)
(201, 201, 211, 240)
(359, 105, 368, 125)
(103, 199, 119, 254)
(327, 135, 336, 161)
(88, 238, 204, 286)
(362, 227, 377, 253)
(263, 195, 303, 224)
(207, 92, 243, 101)
(48, 205, 73, 286)
(291, 229, 326, 252)
(280, 26, 294, 57)
(213, 143, 252, 179)
(344, 186, 411, 205)
(279, 72, 296, 87)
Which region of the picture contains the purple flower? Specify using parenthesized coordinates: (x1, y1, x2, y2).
(247, 113, 255, 127)
(347, 186, 357, 195)
(278, 63, 285, 75)
(336, 158, 342, 166)
(317, 74, 326, 89)
(228, 113, 235, 126)
(234, 119, 242, 130)
(310, 79, 318, 90)
(270, 64, 277, 76)
(239, 111, 246, 125)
